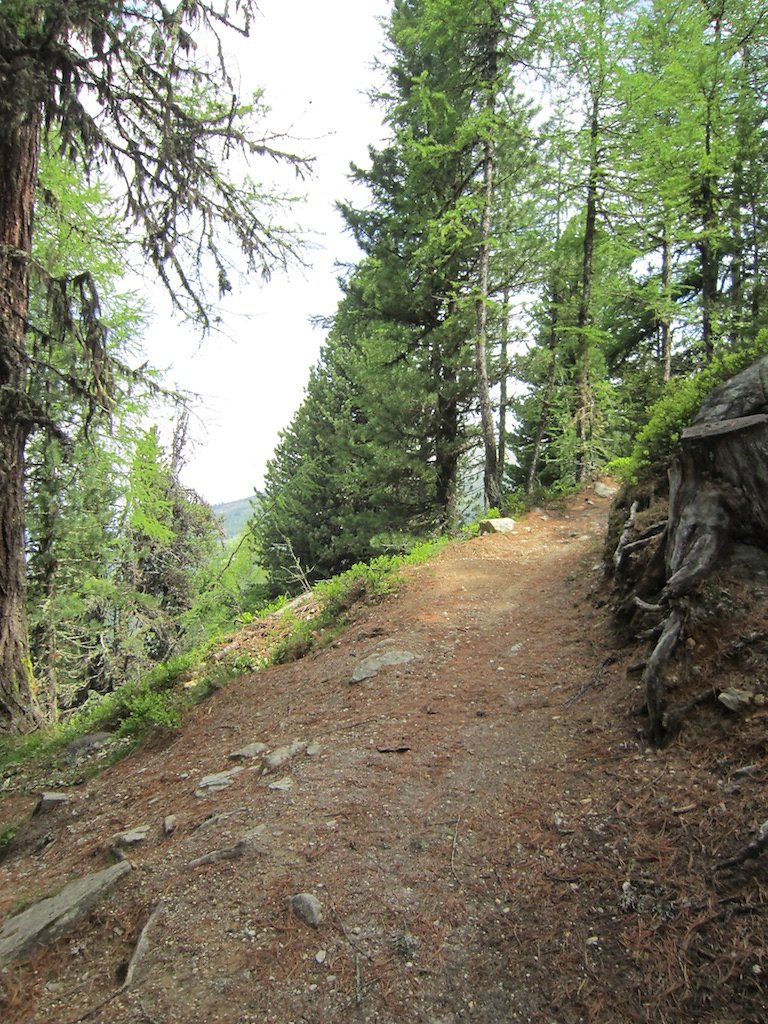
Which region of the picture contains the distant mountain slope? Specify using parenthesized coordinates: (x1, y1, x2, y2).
(212, 495, 259, 539)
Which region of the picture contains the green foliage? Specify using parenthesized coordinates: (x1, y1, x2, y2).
(622, 332, 768, 482)
(0, 823, 18, 859)
(117, 690, 182, 737)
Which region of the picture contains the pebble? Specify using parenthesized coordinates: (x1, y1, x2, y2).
(289, 893, 323, 928)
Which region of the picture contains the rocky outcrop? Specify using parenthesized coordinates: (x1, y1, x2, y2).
(0, 861, 131, 968)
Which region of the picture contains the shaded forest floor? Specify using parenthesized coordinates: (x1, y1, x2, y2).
(1, 485, 766, 1023)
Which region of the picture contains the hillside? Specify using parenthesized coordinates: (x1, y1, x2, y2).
(1, 486, 766, 1023)
(213, 496, 259, 540)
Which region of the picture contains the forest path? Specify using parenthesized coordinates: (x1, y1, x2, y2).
(1, 486, 762, 1024)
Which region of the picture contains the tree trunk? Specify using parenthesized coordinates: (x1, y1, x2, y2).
(497, 290, 510, 482)
(660, 223, 672, 382)
(698, 178, 718, 362)
(526, 295, 559, 496)
(434, 346, 460, 529)
(475, 131, 503, 511)
(0, 111, 42, 733)
(574, 94, 600, 483)
(697, 13, 721, 362)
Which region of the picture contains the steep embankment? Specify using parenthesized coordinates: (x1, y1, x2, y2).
(1, 486, 766, 1024)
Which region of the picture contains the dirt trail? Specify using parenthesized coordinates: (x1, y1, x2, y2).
(1, 487, 766, 1024)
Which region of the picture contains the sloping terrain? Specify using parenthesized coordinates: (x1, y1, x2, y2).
(1, 486, 766, 1023)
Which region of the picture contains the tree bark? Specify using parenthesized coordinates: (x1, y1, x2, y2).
(497, 290, 510, 483)
(433, 329, 460, 529)
(0, 110, 42, 732)
(475, 134, 503, 511)
(574, 93, 600, 483)
(526, 281, 562, 495)
(660, 223, 672, 382)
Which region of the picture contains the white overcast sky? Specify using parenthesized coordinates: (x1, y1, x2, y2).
(142, 0, 391, 505)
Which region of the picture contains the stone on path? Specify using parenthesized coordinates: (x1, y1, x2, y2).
(0, 862, 131, 968)
(268, 777, 294, 791)
(289, 892, 323, 928)
(718, 687, 754, 711)
(594, 481, 618, 498)
(113, 825, 150, 846)
(195, 766, 244, 796)
(478, 517, 516, 535)
(34, 792, 71, 815)
(351, 649, 416, 684)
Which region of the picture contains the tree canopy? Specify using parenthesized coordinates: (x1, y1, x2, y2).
(256, 0, 768, 594)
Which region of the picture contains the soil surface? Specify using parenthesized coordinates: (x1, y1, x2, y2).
(1, 486, 766, 1023)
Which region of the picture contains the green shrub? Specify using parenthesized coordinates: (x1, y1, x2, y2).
(622, 333, 768, 483)
(117, 689, 182, 737)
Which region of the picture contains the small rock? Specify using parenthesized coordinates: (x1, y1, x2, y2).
(34, 792, 71, 815)
(393, 931, 418, 959)
(478, 517, 515, 535)
(195, 766, 244, 796)
(351, 650, 416, 684)
(306, 740, 322, 757)
(113, 825, 150, 846)
(229, 742, 268, 761)
(195, 809, 243, 831)
(263, 740, 307, 773)
(188, 837, 251, 868)
(315, 949, 327, 964)
(553, 811, 573, 834)
(718, 688, 754, 711)
(268, 777, 294, 791)
(289, 893, 323, 928)
(163, 815, 177, 835)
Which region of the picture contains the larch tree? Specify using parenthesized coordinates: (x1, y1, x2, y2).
(0, 1, 307, 733)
